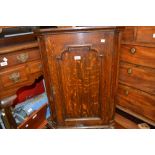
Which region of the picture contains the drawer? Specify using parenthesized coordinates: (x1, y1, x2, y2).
(0, 65, 29, 88)
(136, 27, 155, 43)
(115, 113, 139, 129)
(0, 48, 40, 68)
(119, 62, 155, 95)
(27, 60, 43, 74)
(116, 84, 155, 122)
(121, 27, 135, 42)
(120, 45, 155, 68)
(18, 104, 47, 129)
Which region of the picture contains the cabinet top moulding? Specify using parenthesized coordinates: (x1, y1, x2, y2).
(35, 26, 124, 35)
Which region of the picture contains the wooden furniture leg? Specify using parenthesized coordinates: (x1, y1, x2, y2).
(0, 95, 17, 129)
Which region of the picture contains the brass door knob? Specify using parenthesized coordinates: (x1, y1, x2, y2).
(17, 53, 29, 63)
(130, 48, 136, 54)
(127, 68, 132, 74)
(9, 72, 20, 83)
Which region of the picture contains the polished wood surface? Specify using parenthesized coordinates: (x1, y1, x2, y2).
(119, 62, 155, 95)
(0, 64, 29, 88)
(116, 84, 155, 122)
(136, 27, 155, 43)
(121, 26, 135, 42)
(37, 27, 122, 128)
(0, 34, 43, 100)
(115, 113, 139, 129)
(120, 44, 155, 68)
(0, 48, 40, 68)
(0, 33, 44, 128)
(116, 26, 155, 126)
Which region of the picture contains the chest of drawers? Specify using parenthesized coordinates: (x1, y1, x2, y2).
(0, 34, 43, 100)
(116, 26, 155, 126)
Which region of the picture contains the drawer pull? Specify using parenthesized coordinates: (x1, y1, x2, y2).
(32, 114, 37, 119)
(130, 48, 136, 54)
(127, 68, 132, 74)
(17, 53, 29, 63)
(153, 33, 155, 38)
(9, 72, 20, 83)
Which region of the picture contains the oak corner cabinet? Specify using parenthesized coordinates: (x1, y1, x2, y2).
(37, 27, 122, 128)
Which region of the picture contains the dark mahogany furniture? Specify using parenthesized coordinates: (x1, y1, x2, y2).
(36, 27, 122, 128)
(116, 26, 155, 127)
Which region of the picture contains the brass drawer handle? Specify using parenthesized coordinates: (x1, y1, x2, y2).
(17, 53, 29, 63)
(9, 72, 20, 83)
(127, 68, 132, 74)
(130, 48, 136, 54)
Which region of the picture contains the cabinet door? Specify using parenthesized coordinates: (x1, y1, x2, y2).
(45, 31, 114, 127)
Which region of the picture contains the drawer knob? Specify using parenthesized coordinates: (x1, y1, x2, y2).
(9, 72, 20, 83)
(130, 48, 136, 54)
(17, 53, 29, 63)
(127, 68, 132, 74)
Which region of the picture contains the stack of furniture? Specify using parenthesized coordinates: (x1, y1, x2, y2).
(116, 26, 155, 127)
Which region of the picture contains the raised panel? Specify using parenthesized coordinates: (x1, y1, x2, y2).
(56, 46, 103, 119)
(44, 31, 114, 127)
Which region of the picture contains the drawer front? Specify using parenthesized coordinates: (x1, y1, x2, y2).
(0, 65, 29, 88)
(136, 27, 155, 43)
(0, 48, 40, 68)
(116, 84, 155, 122)
(120, 45, 155, 68)
(27, 60, 43, 74)
(121, 27, 135, 42)
(119, 62, 155, 95)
